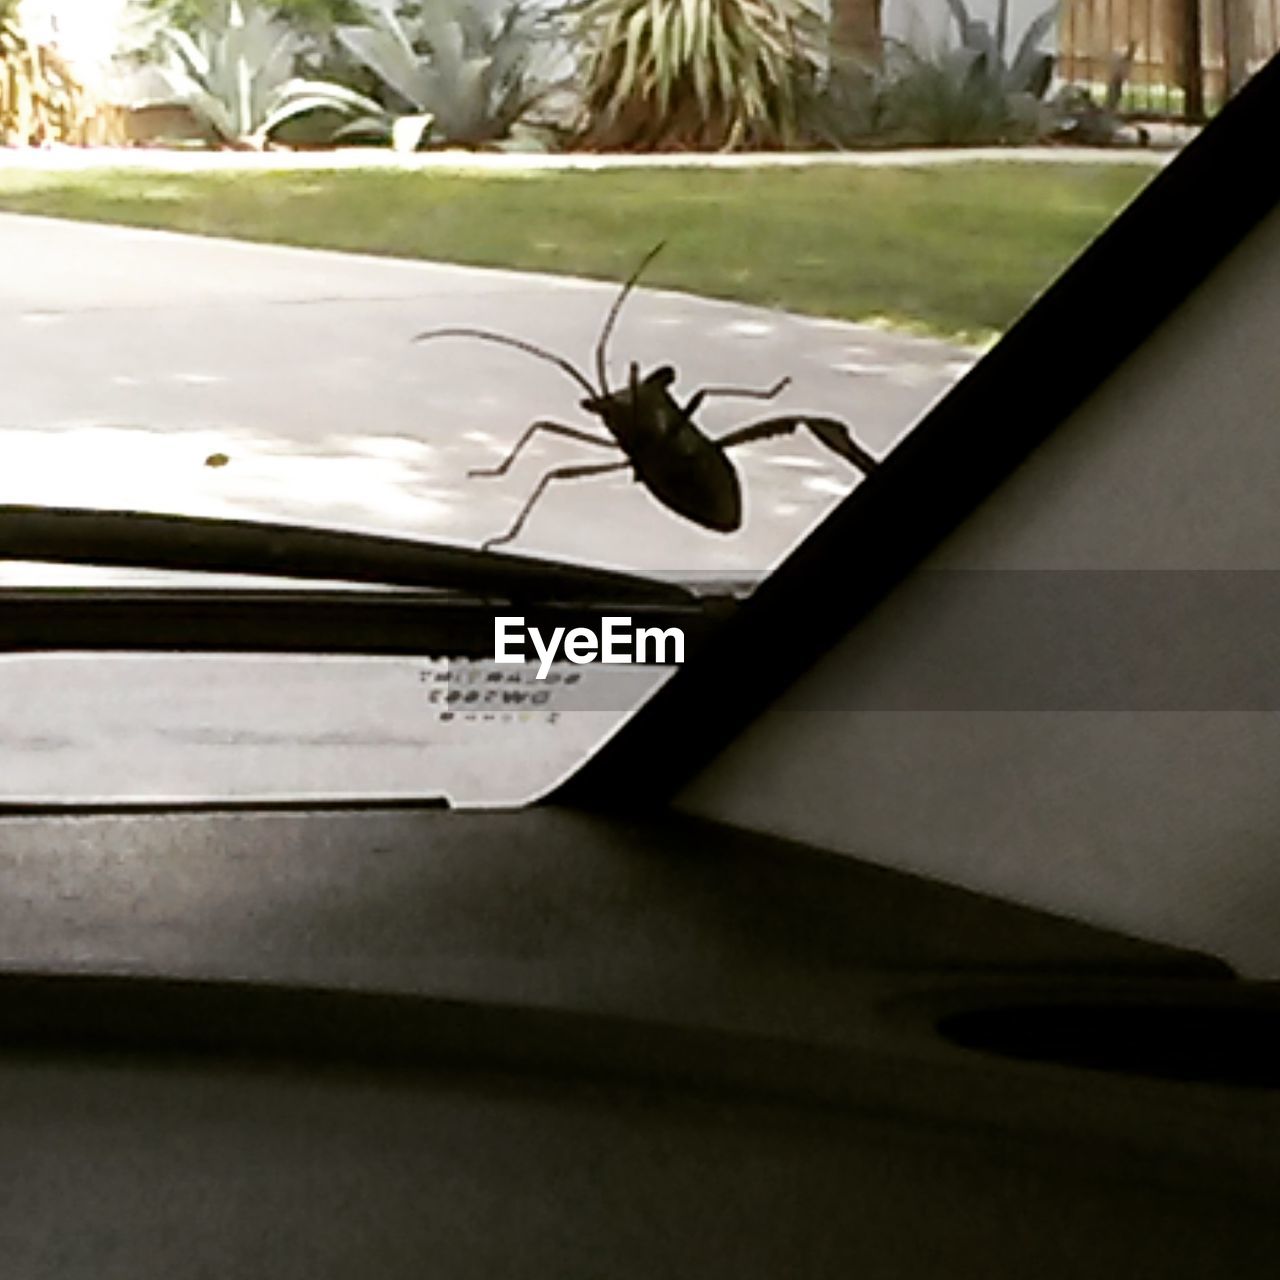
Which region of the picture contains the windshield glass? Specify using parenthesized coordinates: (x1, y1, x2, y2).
(1, 0, 1232, 805)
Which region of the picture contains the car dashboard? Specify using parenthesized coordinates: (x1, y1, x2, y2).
(2, 804, 1278, 1278)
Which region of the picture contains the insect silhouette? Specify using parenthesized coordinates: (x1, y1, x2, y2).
(413, 243, 879, 551)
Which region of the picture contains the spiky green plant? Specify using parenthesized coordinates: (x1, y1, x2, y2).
(148, 0, 302, 144)
(328, 0, 565, 148)
(876, 41, 1032, 144)
(255, 74, 393, 144)
(942, 0, 1057, 98)
(137, 0, 394, 147)
(837, 0, 1058, 147)
(572, 0, 824, 151)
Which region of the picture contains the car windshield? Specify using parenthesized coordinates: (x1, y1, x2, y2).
(1, 0, 1234, 805)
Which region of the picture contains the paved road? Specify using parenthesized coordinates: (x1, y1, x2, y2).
(0, 212, 976, 576)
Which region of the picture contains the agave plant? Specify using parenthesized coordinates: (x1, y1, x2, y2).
(942, 0, 1057, 99)
(315, 0, 565, 148)
(146, 0, 303, 144)
(572, 0, 824, 152)
(852, 0, 1058, 147)
(874, 44, 1017, 144)
(136, 0, 392, 147)
(256, 74, 395, 144)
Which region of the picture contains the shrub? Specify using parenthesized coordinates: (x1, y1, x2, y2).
(1, 4, 125, 145)
(571, 0, 824, 151)
(321, 0, 568, 148)
(815, 0, 1059, 147)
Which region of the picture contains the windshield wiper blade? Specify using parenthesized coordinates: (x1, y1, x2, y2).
(0, 506, 694, 606)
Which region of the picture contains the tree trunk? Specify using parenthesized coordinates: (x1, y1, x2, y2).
(829, 0, 883, 72)
(1163, 0, 1205, 118)
(1222, 0, 1252, 99)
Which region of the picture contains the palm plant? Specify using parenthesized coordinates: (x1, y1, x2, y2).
(2, 1, 123, 145)
(571, 0, 824, 151)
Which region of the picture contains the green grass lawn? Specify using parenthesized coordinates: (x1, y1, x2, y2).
(0, 162, 1155, 342)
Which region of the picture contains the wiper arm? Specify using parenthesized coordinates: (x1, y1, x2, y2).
(0, 506, 694, 606)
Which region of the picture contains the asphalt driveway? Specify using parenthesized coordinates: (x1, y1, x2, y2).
(1, 212, 976, 576)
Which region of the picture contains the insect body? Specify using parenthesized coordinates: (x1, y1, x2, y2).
(414, 244, 879, 550)
(585, 363, 743, 532)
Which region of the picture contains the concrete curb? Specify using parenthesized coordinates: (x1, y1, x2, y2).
(0, 144, 1181, 175)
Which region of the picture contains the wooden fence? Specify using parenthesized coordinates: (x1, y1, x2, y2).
(1058, 0, 1280, 117)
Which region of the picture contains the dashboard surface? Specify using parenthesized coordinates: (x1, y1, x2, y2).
(2, 806, 1276, 1278)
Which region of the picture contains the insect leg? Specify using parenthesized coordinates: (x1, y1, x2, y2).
(469, 420, 621, 479)
(683, 377, 791, 417)
(483, 460, 632, 550)
(717, 415, 879, 476)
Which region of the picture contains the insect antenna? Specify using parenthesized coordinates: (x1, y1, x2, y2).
(413, 327, 598, 398)
(595, 242, 665, 397)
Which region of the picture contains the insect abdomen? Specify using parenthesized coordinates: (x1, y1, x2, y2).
(597, 382, 742, 534)
(632, 431, 742, 533)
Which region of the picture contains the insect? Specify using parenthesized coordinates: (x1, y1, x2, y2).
(414, 243, 879, 551)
